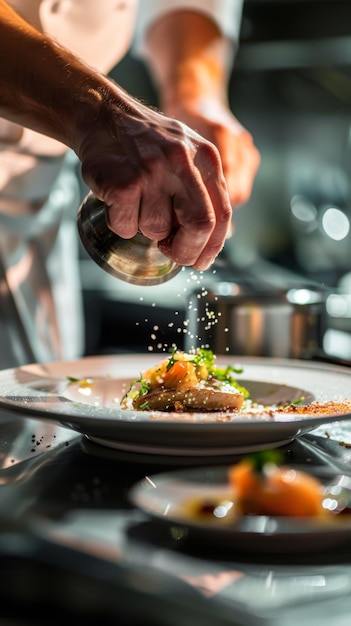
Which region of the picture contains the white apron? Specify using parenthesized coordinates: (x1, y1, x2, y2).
(0, 0, 138, 367)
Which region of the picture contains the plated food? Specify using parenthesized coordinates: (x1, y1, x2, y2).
(121, 349, 249, 412)
(121, 348, 351, 419)
(1, 354, 351, 457)
(130, 454, 351, 553)
(185, 451, 332, 521)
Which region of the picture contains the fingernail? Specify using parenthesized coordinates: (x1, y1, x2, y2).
(194, 260, 211, 272)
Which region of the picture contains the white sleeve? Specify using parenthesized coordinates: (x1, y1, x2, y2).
(133, 0, 244, 56)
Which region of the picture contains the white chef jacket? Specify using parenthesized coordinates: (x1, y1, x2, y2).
(0, 0, 243, 368)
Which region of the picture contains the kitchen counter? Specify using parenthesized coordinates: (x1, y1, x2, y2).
(1, 410, 351, 624)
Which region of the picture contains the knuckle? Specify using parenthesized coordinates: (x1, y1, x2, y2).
(192, 216, 216, 237)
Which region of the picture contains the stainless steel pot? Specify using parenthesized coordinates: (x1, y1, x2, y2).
(185, 282, 326, 359)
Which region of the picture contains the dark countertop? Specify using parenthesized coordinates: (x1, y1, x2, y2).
(1, 411, 351, 624)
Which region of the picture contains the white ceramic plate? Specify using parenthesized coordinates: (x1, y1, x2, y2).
(0, 355, 351, 456)
(129, 465, 351, 553)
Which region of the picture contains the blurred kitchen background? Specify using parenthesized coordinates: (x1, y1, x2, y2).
(78, 0, 351, 363)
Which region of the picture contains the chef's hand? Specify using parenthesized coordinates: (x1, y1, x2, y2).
(78, 87, 232, 272)
(140, 10, 261, 211)
(163, 97, 260, 208)
(0, 0, 232, 271)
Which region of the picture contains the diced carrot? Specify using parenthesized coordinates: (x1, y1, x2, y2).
(228, 459, 262, 498)
(163, 360, 198, 390)
(229, 460, 325, 517)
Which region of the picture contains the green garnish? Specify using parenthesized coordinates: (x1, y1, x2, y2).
(166, 347, 179, 371)
(192, 348, 215, 370)
(121, 371, 150, 403)
(211, 364, 249, 398)
(246, 450, 283, 474)
(138, 401, 151, 410)
(138, 373, 150, 396)
(287, 396, 305, 406)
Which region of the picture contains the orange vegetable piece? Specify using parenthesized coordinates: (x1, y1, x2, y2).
(163, 360, 198, 391)
(228, 459, 325, 517)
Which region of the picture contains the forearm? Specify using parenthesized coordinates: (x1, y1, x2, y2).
(142, 10, 235, 108)
(0, 0, 119, 153)
(141, 5, 260, 209)
(0, 1, 234, 270)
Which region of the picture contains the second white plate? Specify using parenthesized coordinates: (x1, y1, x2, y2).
(130, 465, 351, 553)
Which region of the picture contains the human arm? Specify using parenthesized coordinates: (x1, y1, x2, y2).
(0, 0, 232, 270)
(139, 2, 261, 207)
